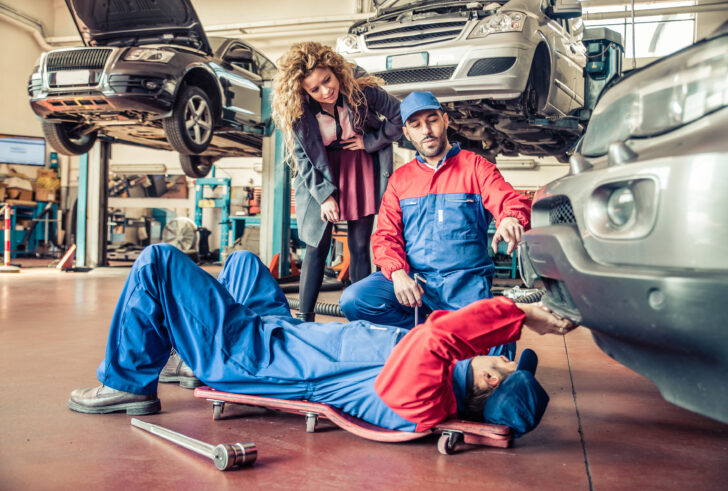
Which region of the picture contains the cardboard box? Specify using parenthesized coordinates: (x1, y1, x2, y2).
(0, 182, 6, 201)
(37, 169, 58, 179)
(5, 177, 34, 201)
(35, 188, 57, 202)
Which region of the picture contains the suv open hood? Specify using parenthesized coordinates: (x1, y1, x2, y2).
(65, 0, 211, 54)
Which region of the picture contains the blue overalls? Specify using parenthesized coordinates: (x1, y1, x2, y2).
(339, 146, 515, 359)
(97, 244, 417, 431)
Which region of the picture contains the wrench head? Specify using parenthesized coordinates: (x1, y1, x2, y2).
(214, 442, 258, 470)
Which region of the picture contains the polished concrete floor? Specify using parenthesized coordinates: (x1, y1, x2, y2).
(1, 263, 727, 490)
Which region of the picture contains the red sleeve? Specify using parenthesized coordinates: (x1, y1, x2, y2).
(475, 156, 532, 230)
(371, 176, 409, 279)
(374, 297, 525, 431)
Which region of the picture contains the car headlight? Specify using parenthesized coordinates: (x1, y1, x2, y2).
(606, 187, 635, 228)
(124, 48, 175, 63)
(582, 34, 728, 158)
(468, 11, 525, 39)
(336, 34, 361, 55)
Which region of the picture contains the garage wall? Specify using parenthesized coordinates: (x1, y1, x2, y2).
(0, 0, 722, 252)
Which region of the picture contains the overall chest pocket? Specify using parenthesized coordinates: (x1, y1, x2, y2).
(439, 198, 480, 239)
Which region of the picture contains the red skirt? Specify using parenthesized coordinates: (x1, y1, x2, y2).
(327, 148, 377, 221)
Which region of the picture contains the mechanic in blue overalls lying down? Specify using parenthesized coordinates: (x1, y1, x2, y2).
(339, 91, 532, 359)
(68, 245, 577, 436)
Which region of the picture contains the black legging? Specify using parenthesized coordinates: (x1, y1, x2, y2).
(299, 214, 375, 314)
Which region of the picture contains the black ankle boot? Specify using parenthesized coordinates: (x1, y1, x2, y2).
(295, 312, 315, 322)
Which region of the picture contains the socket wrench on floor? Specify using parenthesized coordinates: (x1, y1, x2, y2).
(131, 418, 257, 470)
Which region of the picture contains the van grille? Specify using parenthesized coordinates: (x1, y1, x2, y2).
(467, 57, 516, 76)
(364, 20, 467, 49)
(375, 66, 456, 85)
(46, 49, 112, 72)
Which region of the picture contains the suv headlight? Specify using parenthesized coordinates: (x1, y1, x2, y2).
(336, 34, 361, 55)
(582, 34, 728, 158)
(468, 11, 525, 39)
(124, 48, 175, 63)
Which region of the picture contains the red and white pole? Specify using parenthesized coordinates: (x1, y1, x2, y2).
(1, 204, 20, 273)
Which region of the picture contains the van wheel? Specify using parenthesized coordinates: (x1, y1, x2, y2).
(179, 154, 215, 178)
(164, 85, 214, 154)
(42, 121, 97, 155)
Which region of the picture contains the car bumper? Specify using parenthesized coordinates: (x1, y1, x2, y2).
(519, 227, 728, 423)
(29, 63, 177, 121)
(351, 38, 534, 102)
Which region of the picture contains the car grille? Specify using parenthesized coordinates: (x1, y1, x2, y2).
(46, 49, 112, 71)
(374, 66, 456, 85)
(467, 57, 516, 77)
(549, 197, 576, 225)
(364, 21, 467, 49)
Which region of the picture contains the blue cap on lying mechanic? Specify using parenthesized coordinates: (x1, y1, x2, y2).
(452, 348, 549, 438)
(482, 348, 549, 438)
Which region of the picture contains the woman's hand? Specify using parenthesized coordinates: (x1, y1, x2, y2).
(320, 195, 340, 222)
(341, 135, 365, 151)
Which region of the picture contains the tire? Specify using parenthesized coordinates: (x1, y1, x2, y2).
(179, 154, 215, 178)
(41, 121, 97, 155)
(164, 85, 215, 154)
(522, 49, 550, 118)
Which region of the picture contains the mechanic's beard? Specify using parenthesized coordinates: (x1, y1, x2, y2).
(414, 133, 447, 158)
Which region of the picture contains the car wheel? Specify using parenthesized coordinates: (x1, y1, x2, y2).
(164, 85, 214, 154)
(523, 72, 539, 118)
(41, 121, 97, 155)
(179, 154, 215, 178)
(522, 51, 549, 118)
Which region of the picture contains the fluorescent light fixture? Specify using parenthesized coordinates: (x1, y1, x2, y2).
(496, 159, 537, 170)
(110, 163, 167, 175)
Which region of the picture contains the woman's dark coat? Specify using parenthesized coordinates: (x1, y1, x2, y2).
(291, 73, 402, 247)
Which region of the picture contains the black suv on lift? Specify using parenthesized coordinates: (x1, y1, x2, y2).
(27, 0, 276, 177)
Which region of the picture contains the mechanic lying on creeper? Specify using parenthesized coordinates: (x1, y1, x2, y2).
(69, 245, 577, 435)
(340, 92, 532, 351)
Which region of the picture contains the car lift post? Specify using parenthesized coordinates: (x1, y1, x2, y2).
(259, 84, 290, 277)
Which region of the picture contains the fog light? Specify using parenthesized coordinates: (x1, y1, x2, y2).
(606, 186, 635, 227)
(143, 80, 160, 90)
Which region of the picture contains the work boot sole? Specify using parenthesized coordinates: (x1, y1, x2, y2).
(158, 374, 204, 389)
(67, 398, 161, 415)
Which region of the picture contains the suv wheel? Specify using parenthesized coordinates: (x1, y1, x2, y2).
(164, 85, 214, 154)
(42, 122, 97, 155)
(179, 154, 216, 178)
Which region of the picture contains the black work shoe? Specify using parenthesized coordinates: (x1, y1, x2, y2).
(159, 350, 203, 389)
(67, 385, 161, 415)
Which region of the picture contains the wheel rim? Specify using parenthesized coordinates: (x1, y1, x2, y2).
(193, 157, 212, 177)
(64, 124, 93, 146)
(184, 95, 212, 145)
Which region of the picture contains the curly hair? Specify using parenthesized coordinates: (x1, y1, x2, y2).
(271, 42, 383, 168)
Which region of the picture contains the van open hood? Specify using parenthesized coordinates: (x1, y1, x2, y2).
(65, 0, 211, 54)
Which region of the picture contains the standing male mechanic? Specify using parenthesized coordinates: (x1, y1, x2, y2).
(68, 245, 575, 435)
(340, 91, 531, 332)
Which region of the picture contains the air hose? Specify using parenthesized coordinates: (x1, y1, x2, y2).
(285, 288, 545, 319)
(285, 297, 345, 317)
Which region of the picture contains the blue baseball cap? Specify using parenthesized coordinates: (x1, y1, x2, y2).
(482, 349, 550, 438)
(452, 349, 549, 437)
(400, 91, 442, 123)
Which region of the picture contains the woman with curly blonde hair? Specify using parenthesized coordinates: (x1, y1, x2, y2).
(272, 42, 402, 322)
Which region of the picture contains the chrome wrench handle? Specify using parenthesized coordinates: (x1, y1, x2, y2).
(131, 418, 257, 470)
